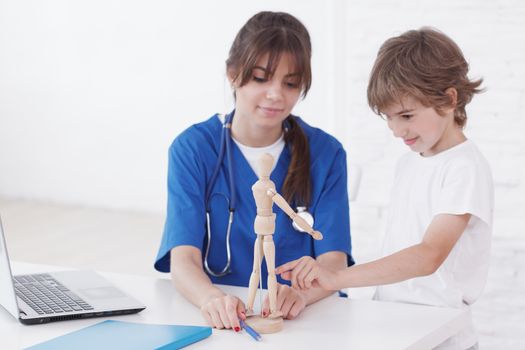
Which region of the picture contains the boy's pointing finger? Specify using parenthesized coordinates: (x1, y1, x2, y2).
(275, 259, 300, 275)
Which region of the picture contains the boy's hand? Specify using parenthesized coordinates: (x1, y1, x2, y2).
(276, 256, 340, 291)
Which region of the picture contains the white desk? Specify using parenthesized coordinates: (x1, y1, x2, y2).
(1, 262, 468, 350)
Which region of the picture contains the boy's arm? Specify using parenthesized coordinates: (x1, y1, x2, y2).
(335, 213, 471, 288)
(277, 213, 471, 290)
(262, 251, 348, 318)
(299, 251, 348, 303)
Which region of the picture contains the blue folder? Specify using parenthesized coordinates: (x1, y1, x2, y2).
(25, 320, 212, 350)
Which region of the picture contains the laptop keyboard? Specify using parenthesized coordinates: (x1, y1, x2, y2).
(13, 273, 94, 315)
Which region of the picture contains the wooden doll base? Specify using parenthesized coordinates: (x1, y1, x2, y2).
(244, 315, 283, 334)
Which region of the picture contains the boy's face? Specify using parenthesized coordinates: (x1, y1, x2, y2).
(381, 96, 462, 157)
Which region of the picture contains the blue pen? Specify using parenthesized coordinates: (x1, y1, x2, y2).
(239, 319, 262, 341)
(338, 289, 349, 298)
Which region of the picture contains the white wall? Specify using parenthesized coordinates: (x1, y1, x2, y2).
(0, 0, 342, 212)
(1, 0, 524, 239)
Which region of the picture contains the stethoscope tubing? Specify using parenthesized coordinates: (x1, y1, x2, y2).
(204, 210, 233, 277)
(224, 114, 236, 210)
(205, 111, 235, 211)
(204, 111, 235, 277)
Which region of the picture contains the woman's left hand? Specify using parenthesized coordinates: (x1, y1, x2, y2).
(261, 283, 307, 320)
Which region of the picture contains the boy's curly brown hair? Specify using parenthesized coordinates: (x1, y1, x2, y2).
(367, 27, 483, 128)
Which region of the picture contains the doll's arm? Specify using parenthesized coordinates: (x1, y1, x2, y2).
(267, 188, 323, 240)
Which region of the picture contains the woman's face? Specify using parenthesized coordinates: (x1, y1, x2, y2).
(232, 52, 302, 135)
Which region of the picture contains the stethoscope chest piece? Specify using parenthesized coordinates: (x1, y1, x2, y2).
(293, 206, 314, 232)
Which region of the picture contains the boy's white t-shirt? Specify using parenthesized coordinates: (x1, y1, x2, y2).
(374, 140, 494, 349)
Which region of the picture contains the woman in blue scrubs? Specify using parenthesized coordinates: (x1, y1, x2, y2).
(154, 11, 353, 332)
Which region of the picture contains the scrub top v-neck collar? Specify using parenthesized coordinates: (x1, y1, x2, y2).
(229, 133, 290, 194)
(215, 113, 290, 192)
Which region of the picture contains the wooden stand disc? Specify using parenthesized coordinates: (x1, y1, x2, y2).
(244, 315, 283, 334)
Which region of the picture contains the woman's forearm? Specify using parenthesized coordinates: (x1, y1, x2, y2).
(170, 247, 225, 308)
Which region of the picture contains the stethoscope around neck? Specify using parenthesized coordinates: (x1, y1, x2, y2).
(203, 110, 314, 277)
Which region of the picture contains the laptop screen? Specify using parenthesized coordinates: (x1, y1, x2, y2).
(0, 217, 20, 319)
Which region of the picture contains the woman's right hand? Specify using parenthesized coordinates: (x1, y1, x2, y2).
(170, 247, 246, 331)
(200, 294, 246, 331)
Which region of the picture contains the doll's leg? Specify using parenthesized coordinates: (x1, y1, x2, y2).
(263, 235, 283, 318)
(246, 235, 264, 314)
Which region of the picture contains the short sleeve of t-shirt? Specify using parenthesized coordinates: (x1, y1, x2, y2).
(434, 145, 493, 227)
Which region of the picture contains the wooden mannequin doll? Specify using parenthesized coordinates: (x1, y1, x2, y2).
(245, 153, 322, 333)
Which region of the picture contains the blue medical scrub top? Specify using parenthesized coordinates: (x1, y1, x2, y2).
(154, 114, 353, 287)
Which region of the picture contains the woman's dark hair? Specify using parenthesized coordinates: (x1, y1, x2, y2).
(226, 11, 312, 206)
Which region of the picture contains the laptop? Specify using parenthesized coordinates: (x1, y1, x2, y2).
(0, 216, 146, 325)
